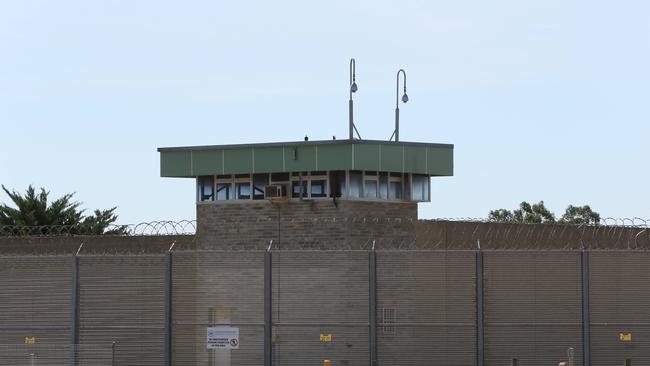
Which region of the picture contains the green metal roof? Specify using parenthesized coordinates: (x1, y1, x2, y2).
(158, 139, 453, 177)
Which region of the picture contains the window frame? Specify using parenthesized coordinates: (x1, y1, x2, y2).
(363, 171, 379, 199)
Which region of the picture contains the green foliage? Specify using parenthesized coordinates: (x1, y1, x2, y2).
(489, 201, 600, 225)
(559, 205, 600, 225)
(0, 185, 127, 235)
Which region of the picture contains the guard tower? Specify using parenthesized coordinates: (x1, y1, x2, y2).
(158, 139, 453, 248)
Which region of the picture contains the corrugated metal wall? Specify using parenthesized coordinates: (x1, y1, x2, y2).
(1, 249, 650, 365)
(0, 256, 71, 365)
(376, 251, 476, 366)
(79, 255, 165, 366)
(272, 251, 369, 366)
(172, 251, 265, 365)
(590, 251, 650, 365)
(484, 251, 583, 366)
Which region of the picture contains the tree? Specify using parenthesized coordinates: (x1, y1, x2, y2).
(488, 201, 600, 225)
(0, 185, 126, 235)
(488, 201, 555, 224)
(559, 205, 600, 225)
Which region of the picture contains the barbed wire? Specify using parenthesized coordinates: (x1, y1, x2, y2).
(414, 219, 650, 251)
(0, 220, 196, 237)
(0, 218, 648, 251)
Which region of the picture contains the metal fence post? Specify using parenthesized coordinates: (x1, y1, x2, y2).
(164, 250, 173, 366)
(264, 246, 273, 366)
(476, 250, 485, 366)
(111, 341, 116, 366)
(369, 247, 377, 366)
(581, 250, 591, 366)
(70, 255, 80, 366)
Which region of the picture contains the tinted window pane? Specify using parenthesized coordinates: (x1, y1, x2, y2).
(292, 181, 307, 198)
(349, 171, 362, 198)
(411, 175, 426, 201)
(389, 181, 402, 199)
(199, 176, 214, 201)
(237, 183, 250, 200)
(253, 174, 268, 200)
(379, 172, 388, 199)
(271, 173, 290, 182)
(331, 171, 346, 198)
(311, 180, 326, 198)
(216, 183, 231, 200)
(364, 181, 377, 198)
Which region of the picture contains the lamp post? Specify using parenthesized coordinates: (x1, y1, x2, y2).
(349, 58, 361, 140)
(391, 69, 408, 142)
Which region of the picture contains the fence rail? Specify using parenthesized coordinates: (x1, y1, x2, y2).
(0, 249, 647, 366)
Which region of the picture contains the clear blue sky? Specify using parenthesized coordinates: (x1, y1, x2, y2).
(1, 0, 648, 224)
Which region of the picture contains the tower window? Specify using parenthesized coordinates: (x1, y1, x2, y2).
(198, 176, 214, 201)
(348, 171, 362, 198)
(364, 171, 378, 198)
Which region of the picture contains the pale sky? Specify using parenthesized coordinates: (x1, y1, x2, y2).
(1, 0, 648, 224)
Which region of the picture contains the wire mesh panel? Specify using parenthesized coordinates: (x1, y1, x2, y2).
(172, 250, 265, 366)
(484, 251, 582, 366)
(272, 251, 369, 366)
(78, 255, 165, 366)
(590, 251, 650, 365)
(376, 251, 476, 366)
(0, 256, 71, 365)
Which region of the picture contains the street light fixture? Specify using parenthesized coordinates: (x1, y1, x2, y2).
(390, 69, 408, 142)
(349, 58, 361, 140)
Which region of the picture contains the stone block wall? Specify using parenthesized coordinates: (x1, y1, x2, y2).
(196, 200, 417, 249)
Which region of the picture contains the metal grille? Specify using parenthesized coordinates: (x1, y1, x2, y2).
(590, 251, 650, 365)
(272, 251, 369, 366)
(79, 255, 165, 366)
(0, 256, 71, 365)
(484, 251, 583, 366)
(376, 251, 476, 366)
(172, 251, 265, 365)
(1, 247, 650, 365)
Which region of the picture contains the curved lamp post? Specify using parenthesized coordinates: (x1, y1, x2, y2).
(349, 58, 361, 140)
(390, 69, 408, 142)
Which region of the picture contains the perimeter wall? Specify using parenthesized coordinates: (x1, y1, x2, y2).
(0, 220, 648, 366)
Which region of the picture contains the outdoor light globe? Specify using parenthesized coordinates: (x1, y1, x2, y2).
(402, 93, 409, 103)
(351, 82, 358, 93)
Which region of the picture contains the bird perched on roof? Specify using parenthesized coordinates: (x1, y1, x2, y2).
(304, 135, 309, 141)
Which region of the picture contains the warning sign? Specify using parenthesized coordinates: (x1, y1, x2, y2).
(619, 332, 632, 342)
(207, 326, 240, 350)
